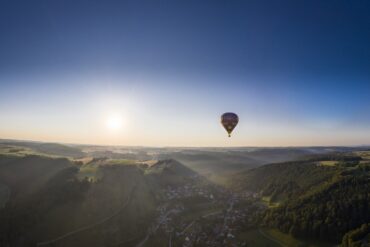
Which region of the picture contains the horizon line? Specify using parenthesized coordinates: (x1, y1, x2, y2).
(1, 137, 370, 149)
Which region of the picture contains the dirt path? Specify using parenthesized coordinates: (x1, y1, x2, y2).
(37, 184, 137, 246)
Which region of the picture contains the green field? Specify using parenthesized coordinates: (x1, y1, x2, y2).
(238, 229, 282, 247)
(107, 159, 138, 165)
(262, 196, 281, 208)
(0, 145, 43, 157)
(318, 161, 337, 167)
(354, 151, 370, 160)
(239, 228, 334, 247)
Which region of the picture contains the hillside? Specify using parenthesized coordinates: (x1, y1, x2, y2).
(157, 148, 328, 185)
(146, 159, 197, 186)
(263, 175, 370, 243)
(229, 153, 370, 245)
(0, 154, 206, 247)
(2, 146, 370, 246)
(0, 140, 85, 158)
(231, 160, 339, 202)
(0, 155, 159, 247)
(0, 154, 74, 202)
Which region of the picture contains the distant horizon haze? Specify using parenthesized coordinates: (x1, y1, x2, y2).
(1, 137, 370, 149)
(1, 1, 370, 146)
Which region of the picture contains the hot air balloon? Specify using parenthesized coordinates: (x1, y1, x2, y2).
(221, 112, 239, 137)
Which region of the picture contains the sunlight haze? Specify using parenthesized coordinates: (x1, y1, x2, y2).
(1, 1, 370, 147)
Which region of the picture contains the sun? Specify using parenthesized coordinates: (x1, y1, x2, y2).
(106, 113, 124, 131)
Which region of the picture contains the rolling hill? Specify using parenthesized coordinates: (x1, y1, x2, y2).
(229, 153, 370, 245)
(0, 140, 85, 158)
(0, 155, 158, 246)
(0, 153, 202, 247)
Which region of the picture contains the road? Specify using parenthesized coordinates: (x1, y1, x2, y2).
(202, 210, 222, 218)
(37, 184, 137, 246)
(258, 229, 287, 247)
(168, 232, 172, 247)
(136, 209, 178, 247)
(135, 231, 151, 247)
(180, 221, 195, 235)
(222, 197, 235, 229)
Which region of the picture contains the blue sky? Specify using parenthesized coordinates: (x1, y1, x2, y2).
(1, 0, 370, 146)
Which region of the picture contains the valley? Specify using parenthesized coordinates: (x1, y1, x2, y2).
(0, 140, 369, 246)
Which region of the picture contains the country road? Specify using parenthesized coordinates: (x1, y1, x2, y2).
(180, 221, 195, 235)
(222, 196, 234, 229)
(37, 184, 138, 246)
(135, 209, 178, 247)
(258, 229, 287, 247)
(202, 210, 222, 218)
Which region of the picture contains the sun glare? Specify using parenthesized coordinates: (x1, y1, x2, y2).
(106, 113, 124, 131)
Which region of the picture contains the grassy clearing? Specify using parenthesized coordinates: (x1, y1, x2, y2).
(0, 145, 41, 157)
(76, 158, 139, 182)
(107, 159, 137, 165)
(262, 196, 281, 208)
(261, 229, 334, 247)
(318, 161, 337, 167)
(354, 151, 370, 160)
(239, 228, 333, 247)
(238, 229, 282, 247)
(74, 157, 93, 165)
(138, 160, 158, 167)
(0, 144, 74, 159)
(262, 229, 301, 246)
(77, 164, 102, 182)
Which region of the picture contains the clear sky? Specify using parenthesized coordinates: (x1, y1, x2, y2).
(1, 0, 370, 147)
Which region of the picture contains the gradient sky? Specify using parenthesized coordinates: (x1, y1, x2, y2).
(1, 0, 370, 146)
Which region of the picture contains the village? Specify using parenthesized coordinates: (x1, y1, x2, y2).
(141, 177, 264, 247)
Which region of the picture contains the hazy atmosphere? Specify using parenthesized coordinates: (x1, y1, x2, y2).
(1, 0, 370, 146)
(1, 2, 370, 247)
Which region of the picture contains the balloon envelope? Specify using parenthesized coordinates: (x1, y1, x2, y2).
(221, 112, 239, 137)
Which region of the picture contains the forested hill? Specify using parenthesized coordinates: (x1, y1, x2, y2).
(263, 174, 370, 243)
(231, 161, 339, 202)
(229, 153, 370, 245)
(0, 154, 205, 247)
(0, 155, 157, 246)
